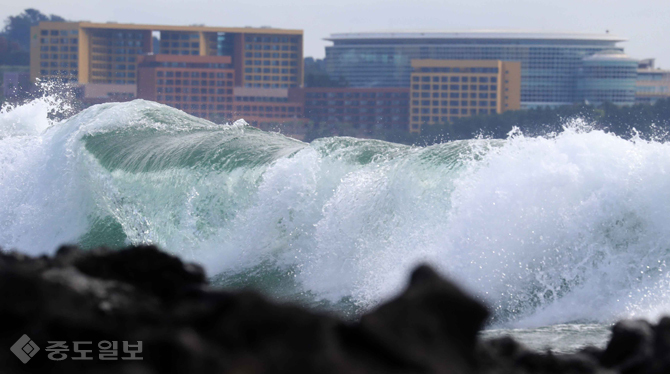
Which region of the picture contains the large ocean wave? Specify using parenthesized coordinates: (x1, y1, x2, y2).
(2, 97, 670, 327)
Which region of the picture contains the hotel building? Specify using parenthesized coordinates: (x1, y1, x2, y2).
(230, 87, 305, 127)
(298, 87, 410, 131)
(409, 59, 521, 133)
(30, 21, 304, 126)
(30, 22, 303, 89)
(324, 31, 628, 108)
(136, 55, 304, 124)
(635, 59, 670, 105)
(577, 50, 638, 106)
(137, 55, 235, 120)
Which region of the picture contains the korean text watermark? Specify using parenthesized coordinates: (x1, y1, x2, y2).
(10, 335, 143, 364)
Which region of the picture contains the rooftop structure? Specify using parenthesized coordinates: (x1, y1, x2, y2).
(326, 30, 625, 42)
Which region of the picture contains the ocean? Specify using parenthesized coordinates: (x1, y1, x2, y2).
(2, 96, 670, 352)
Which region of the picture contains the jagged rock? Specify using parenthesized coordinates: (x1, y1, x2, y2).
(601, 320, 654, 372)
(72, 245, 206, 302)
(477, 336, 611, 374)
(358, 265, 489, 374)
(596, 318, 670, 374)
(1, 245, 670, 374)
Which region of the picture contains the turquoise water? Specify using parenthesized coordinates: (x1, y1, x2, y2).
(2, 98, 670, 342)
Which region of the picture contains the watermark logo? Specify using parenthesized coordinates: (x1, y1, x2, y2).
(10, 336, 142, 363)
(10, 335, 40, 364)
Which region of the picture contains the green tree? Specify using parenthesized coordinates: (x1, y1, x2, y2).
(302, 99, 670, 145)
(0, 36, 28, 65)
(410, 100, 670, 146)
(2, 9, 66, 51)
(304, 57, 348, 87)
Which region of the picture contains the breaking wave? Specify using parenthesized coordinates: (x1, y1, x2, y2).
(2, 96, 670, 327)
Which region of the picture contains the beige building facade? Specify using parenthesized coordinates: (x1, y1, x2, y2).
(30, 22, 303, 89)
(636, 60, 670, 105)
(409, 59, 521, 133)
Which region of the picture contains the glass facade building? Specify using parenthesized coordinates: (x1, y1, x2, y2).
(577, 51, 638, 106)
(324, 31, 627, 108)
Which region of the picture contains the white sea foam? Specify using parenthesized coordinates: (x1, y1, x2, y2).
(1, 97, 670, 327)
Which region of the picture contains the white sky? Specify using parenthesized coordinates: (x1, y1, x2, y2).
(3, 0, 669, 67)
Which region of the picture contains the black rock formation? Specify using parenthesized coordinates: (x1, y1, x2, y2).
(0, 245, 669, 374)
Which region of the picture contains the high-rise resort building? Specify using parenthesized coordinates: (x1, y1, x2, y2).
(408, 60, 521, 133)
(29, 21, 304, 110)
(324, 31, 628, 108)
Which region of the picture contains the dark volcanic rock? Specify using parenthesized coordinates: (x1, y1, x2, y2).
(597, 318, 670, 374)
(357, 265, 489, 374)
(0, 245, 670, 374)
(72, 245, 206, 302)
(477, 336, 609, 374)
(601, 320, 654, 372)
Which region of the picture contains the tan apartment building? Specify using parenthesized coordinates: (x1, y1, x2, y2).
(409, 59, 521, 133)
(29, 21, 303, 90)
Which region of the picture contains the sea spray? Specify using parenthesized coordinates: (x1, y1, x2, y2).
(1, 98, 670, 327)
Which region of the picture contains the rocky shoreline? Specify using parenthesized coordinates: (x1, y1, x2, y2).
(1, 245, 668, 373)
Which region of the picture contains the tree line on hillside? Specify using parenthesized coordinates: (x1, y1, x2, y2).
(303, 99, 670, 145)
(304, 57, 348, 88)
(0, 9, 66, 66)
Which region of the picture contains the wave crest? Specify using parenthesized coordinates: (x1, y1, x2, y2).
(1, 98, 670, 326)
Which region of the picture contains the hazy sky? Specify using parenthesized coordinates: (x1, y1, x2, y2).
(4, 0, 669, 67)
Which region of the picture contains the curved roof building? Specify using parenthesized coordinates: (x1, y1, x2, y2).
(577, 50, 638, 106)
(324, 31, 628, 108)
